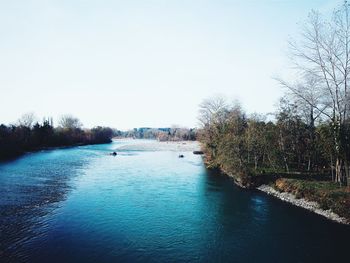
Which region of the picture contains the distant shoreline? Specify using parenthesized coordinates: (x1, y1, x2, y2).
(0, 140, 112, 162)
(114, 139, 201, 152)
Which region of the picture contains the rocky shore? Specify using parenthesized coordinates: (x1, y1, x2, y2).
(257, 184, 349, 225)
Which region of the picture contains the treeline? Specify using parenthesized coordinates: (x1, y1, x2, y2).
(0, 114, 114, 160)
(199, 2, 350, 186)
(121, 127, 197, 141)
(198, 97, 350, 185)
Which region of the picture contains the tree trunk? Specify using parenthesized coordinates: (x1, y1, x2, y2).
(332, 117, 348, 185)
(284, 156, 289, 173)
(279, 131, 289, 173)
(254, 155, 258, 171)
(346, 159, 350, 186)
(267, 154, 276, 171)
(335, 158, 341, 185)
(330, 154, 334, 182)
(335, 157, 347, 186)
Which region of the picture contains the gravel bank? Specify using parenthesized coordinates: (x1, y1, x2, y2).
(257, 184, 349, 225)
(115, 140, 201, 152)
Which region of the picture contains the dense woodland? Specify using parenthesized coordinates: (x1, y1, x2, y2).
(0, 114, 114, 160)
(199, 3, 350, 186)
(199, 97, 349, 182)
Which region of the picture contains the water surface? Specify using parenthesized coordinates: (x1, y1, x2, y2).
(0, 140, 349, 262)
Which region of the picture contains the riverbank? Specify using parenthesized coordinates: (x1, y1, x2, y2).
(257, 184, 349, 225)
(215, 165, 350, 225)
(0, 140, 113, 162)
(0, 124, 114, 161)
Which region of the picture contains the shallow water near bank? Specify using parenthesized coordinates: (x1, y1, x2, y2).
(0, 140, 349, 262)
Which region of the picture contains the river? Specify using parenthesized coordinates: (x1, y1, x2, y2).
(0, 140, 349, 262)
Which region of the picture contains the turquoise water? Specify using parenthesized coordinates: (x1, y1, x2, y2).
(0, 140, 349, 263)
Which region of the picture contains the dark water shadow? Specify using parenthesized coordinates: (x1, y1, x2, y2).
(0, 149, 94, 263)
(201, 169, 350, 262)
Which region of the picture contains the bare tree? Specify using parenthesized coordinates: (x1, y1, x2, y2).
(277, 74, 326, 124)
(277, 74, 327, 171)
(198, 96, 228, 128)
(198, 96, 229, 161)
(246, 114, 267, 171)
(17, 112, 37, 128)
(277, 2, 350, 185)
(59, 114, 82, 130)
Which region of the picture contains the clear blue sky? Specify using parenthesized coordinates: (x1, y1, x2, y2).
(0, 0, 341, 130)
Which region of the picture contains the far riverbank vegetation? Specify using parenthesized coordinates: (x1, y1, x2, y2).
(0, 114, 114, 160)
(0, 114, 197, 161)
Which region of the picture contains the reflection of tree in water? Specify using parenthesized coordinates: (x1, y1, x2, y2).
(202, 168, 350, 262)
(0, 152, 90, 263)
(203, 168, 268, 225)
(199, 168, 274, 261)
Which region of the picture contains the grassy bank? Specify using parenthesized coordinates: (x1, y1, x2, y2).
(272, 178, 350, 220)
(211, 160, 350, 222)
